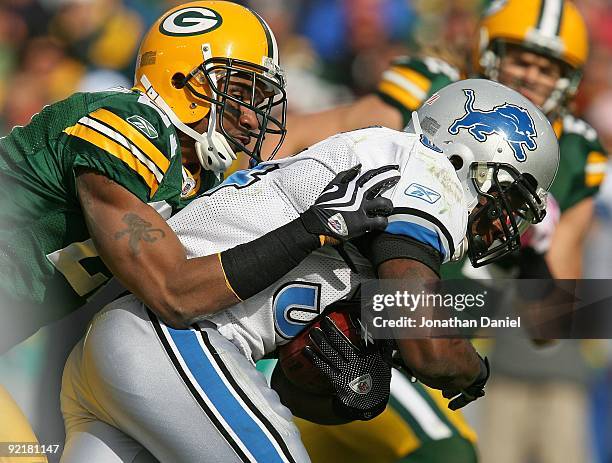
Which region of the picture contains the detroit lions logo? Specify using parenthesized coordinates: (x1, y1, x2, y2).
(448, 89, 537, 162)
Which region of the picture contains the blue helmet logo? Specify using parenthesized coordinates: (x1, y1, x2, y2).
(448, 89, 537, 162)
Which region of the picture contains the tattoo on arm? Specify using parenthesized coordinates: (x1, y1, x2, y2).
(115, 213, 165, 255)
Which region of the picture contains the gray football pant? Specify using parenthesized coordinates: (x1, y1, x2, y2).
(60, 295, 310, 463)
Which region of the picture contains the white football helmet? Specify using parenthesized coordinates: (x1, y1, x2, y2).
(407, 79, 560, 267)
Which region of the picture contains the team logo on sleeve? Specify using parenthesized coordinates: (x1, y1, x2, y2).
(159, 7, 222, 36)
(405, 183, 441, 204)
(127, 115, 158, 139)
(449, 89, 537, 162)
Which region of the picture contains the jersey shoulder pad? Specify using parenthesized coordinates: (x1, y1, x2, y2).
(560, 114, 599, 142)
(63, 90, 182, 201)
(377, 56, 461, 123)
(385, 145, 467, 263)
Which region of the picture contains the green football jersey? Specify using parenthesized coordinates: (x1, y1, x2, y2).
(0, 88, 216, 334)
(375, 56, 608, 278)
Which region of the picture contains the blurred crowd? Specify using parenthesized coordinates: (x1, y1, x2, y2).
(1, 0, 610, 143)
(0, 0, 485, 130)
(2, 0, 612, 462)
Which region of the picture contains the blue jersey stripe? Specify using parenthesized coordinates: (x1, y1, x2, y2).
(386, 220, 446, 259)
(168, 327, 287, 463)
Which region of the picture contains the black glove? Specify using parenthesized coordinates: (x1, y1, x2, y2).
(442, 355, 490, 410)
(303, 316, 392, 421)
(300, 164, 399, 242)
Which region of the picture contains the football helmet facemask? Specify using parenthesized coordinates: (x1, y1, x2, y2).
(134, 1, 287, 173)
(406, 79, 560, 267)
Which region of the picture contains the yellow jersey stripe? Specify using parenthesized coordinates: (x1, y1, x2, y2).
(587, 151, 607, 165)
(586, 151, 607, 187)
(90, 108, 170, 174)
(586, 173, 605, 188)
(552, 118, 563, 138)
(391, 66, 431, 93)
(378, 81, 422, 111)
(65, 123, 160, 195)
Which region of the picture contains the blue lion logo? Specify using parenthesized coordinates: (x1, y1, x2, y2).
(448, 89, 537, 162)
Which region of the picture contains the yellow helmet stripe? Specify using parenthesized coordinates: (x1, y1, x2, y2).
(64, 121, 161, 195)
(90, 108, 170, 175)
(536, 0, 564, 37)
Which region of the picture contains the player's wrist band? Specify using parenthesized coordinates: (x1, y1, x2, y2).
(220, 218, 321, 300)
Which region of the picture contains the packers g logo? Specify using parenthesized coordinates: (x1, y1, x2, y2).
(159, 7, 222, 36)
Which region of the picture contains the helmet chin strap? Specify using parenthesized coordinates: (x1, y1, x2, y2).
(139, 69, 236, 177)
(409, 111, 423, 135)
(195, 43, 237, 175)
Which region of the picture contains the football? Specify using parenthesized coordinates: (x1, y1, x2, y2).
(278, 308, 362, 395)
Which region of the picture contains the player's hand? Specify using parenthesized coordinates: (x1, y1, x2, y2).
(303, 315, 392, 421)
(442, 355, 490, 410)
(300, 164, 399, 243)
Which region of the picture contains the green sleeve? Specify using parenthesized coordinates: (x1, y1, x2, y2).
(551, 117, 608, 211)
(376, 56, 461, 127)
(61, 93, 184, 204)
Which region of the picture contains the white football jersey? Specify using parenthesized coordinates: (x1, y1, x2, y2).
(169, 127, 467, 362)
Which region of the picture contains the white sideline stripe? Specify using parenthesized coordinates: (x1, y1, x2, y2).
(390, 369, 453, 440)
(381, 70, 427, 100)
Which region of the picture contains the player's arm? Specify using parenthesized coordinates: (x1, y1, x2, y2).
(377, 258, 483, 392)
(546, 197, 593, 278)
(77, 165, 396, 328)
(272, 95, 403, 158)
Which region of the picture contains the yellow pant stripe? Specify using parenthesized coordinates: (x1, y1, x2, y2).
(425, 386, 478, 443)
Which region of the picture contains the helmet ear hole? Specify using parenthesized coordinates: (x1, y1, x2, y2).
(172, 73, 186, 89)
(449, 155, 464, 171)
